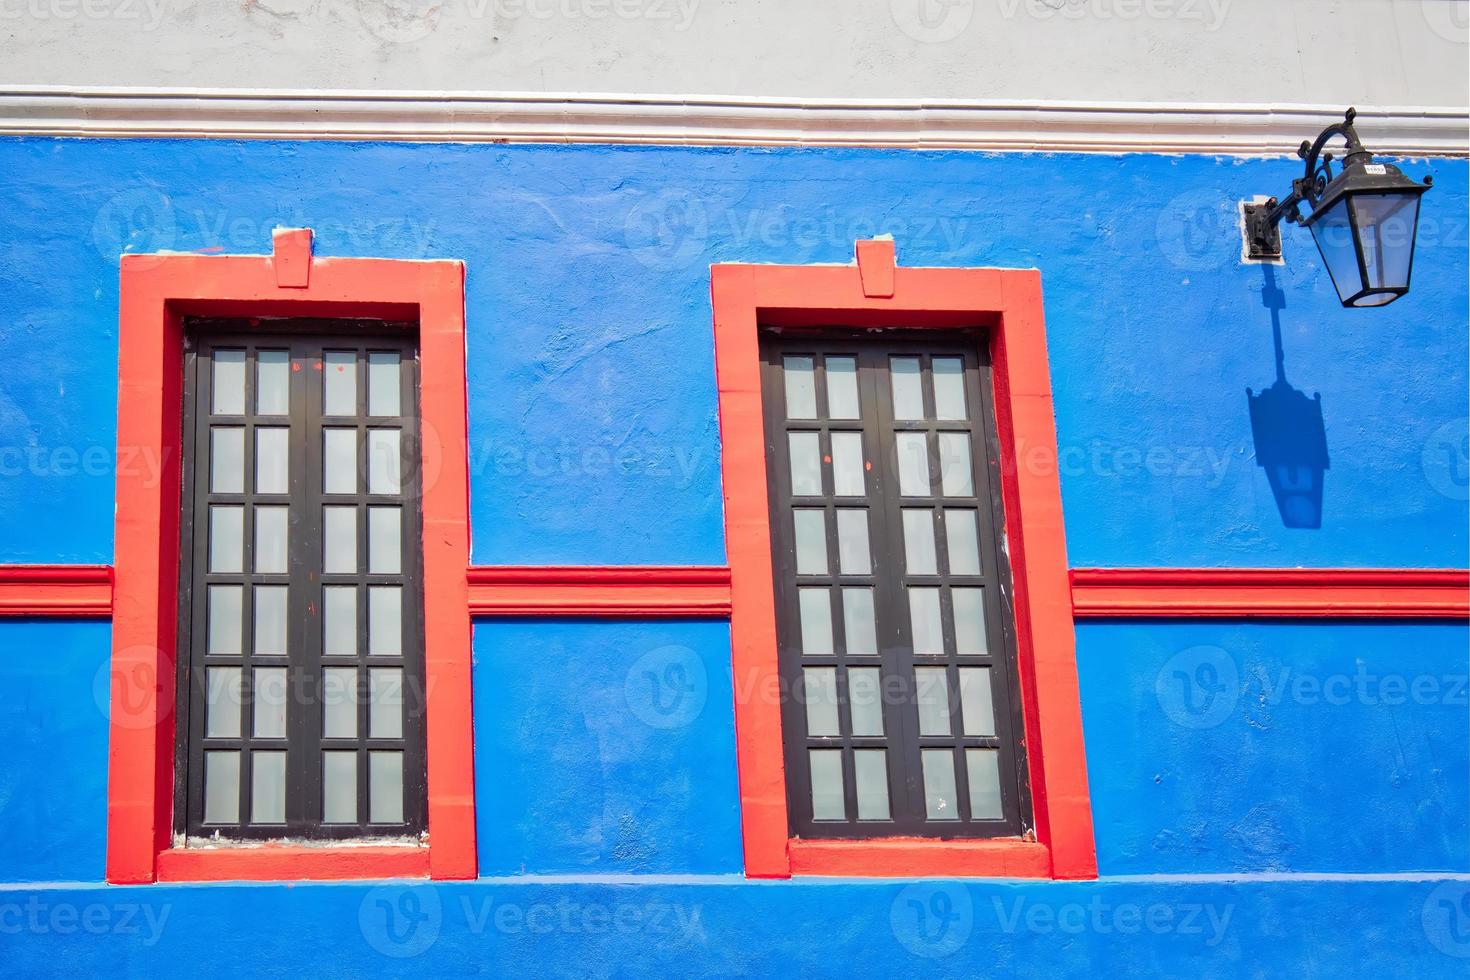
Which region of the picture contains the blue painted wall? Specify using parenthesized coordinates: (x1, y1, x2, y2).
(0, 140, 1464, 567)
(0, 621, 110, 882)
(0, 138, 1466, 975)
(474, 619, 742, 875)
(4, 877, 1470, 977)
(1077, 620, 1470, 876)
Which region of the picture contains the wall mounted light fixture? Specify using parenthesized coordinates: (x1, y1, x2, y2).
(1243, 108, 1433, 308)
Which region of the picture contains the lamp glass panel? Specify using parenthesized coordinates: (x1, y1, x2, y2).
(1308, 198, 1363, 302)
(1351, 192, 1419, 291)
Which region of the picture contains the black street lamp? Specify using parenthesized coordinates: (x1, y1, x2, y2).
(1243, 108, 1434, 308)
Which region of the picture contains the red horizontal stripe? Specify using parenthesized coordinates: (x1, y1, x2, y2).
(467, 565, 733, 618)
(2, 564, 1464, 621)
(0, 564, 113, 617)
(1071, 568, 1470, 619)
(468, 565, 731, 586)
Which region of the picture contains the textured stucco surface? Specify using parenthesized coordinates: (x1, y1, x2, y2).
(0, 0, 1465, 106)
(0, 138, 1464, 567)
(0, 135, 1465, 975)
(5, 875, 1470, 975)
(1078, 620, 1470, 876)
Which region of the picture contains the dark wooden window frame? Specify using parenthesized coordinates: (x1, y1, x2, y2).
(761, 330, 1031, 840)
(174, 317, 428, 841)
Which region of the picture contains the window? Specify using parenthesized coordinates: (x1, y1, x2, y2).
(762, 336, 1028, 839)
(711, 253, 1095, 879)
(175, 320, 426, 841)
(109, 239, 472, 882)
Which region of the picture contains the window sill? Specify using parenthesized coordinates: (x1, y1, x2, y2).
(155, 844, 430, 882)
(785, 837, 1050, 878)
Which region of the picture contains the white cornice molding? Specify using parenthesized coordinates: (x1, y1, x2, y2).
(0, 87, 1465, 156)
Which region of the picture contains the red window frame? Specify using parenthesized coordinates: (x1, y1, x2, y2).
(711, 242, 1097, 879)
(106, 231, 475, 882)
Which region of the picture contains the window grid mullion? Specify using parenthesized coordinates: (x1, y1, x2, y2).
(867, 344, 927, 832)
(762, 331, 1028, 841)
(179, 322, 425, 843)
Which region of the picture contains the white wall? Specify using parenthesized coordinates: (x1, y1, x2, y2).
(1, 0, 1465, 107)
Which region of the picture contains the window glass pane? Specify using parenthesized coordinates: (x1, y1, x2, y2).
(210, 427, 244, 493)
(848, 667, 883, 736)
(322, 751, 357, 823)
(253, 667, 288, 739)
(938, 432, 974, 497)
(932, 357, 967, 420)
(798, 588, 834, 656)
(369, 586, 403, 657)
(255, 427, 289, 494)
(953, 588, 988, 656)
(367, 352, 401, 417)
(254, 505, 288, 574)
(921, 748, 959, 820)
(370, 751, 404, 823)
(915, 667, 952, 736)
(323, 586, 357, 657)
(324, 506, 358, 574)
(793, 509, 828, 576)
(323, 351, 357, 416)
(959, 667, 996, 737)
(367, 429, 402, 495)
(788, 432, 822, 496)
(368, 507, 402, 575)
(323, 429, 357, 494)
(835, 509, 871, 575)
(854, 749, 890, 820)
(211, 350, 245, 415)
(842, 588, 877, 656)
(207, 585, 242, 655)
(825, 356, 860, 419)
(256, 350, 290, 416)
(802, 667, 840, 737)
(782, 355, 817, 419)
(254, 585, 288, 655)
(204, 750, 240, 824)
(205, 667, 242, 738)
(908, 587, 944, 656)
(251, 751, 287, 823)
(966, 748, 1004, 820)
(890, 356, 924, 419)
(369, 668, 404, 739)
(322, 667, 357, 739)
(830, 431, 865, 496)
(208, 505, 243, 573)
(902, 509, 937, 575)
(895, 432, 931, 496)
(944, 510, 982, 575)
(809, 749, 845, 821)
